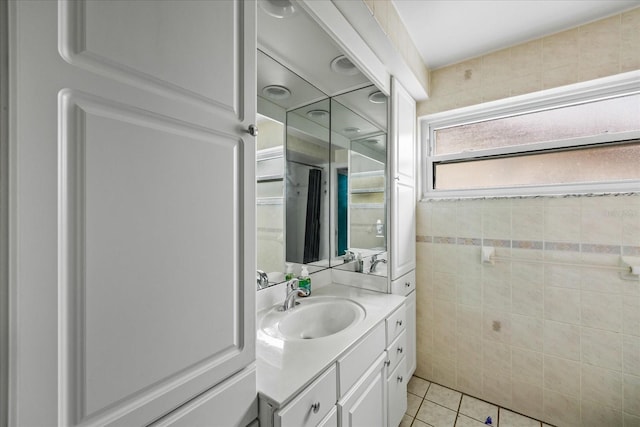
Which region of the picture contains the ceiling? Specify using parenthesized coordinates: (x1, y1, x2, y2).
(392, 0, 640, 70)
(258, 2, 372, 98)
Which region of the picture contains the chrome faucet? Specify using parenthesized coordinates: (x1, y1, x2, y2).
(257, 270, 269, 289)
(343, 249, 355, 263)
(281, 279, 310, 311)
(369, 254, 387, 273)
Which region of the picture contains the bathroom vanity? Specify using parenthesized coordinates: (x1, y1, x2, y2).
(256, 280, 407, 427)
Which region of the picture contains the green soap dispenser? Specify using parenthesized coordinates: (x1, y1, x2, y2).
(285, 263, 294, 281)
(298, 266, 311, 296)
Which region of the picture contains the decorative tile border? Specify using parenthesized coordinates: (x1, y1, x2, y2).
(623, 246, 640, 256)
(512, 240, 543, 250)
(417, 234, 640, 256)
(457, 237, 482, 246)
(544, 242, 580, 252)
(433, 236, 456, 244)
(482, 238, 511, 248)
(580, 244, 621, 255)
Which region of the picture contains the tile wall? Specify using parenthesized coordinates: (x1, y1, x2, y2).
(413, 7, 640, 426)
(415, 195, 640, 427)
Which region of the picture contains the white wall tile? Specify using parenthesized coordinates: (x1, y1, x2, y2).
(544, 320, 581, 361)
(581, 364, 623, 409)
(582, 327, 623, 371)
(624, 374, 640, 416)
(512, 348, 543, 386)
(581, 291, 623, 332)
(543, 389, 581, 427)
(624, 335, 640, 377)
(512, 314, 544, 352)
(544, 355, 581, 397)
(545, 286, 581, 324)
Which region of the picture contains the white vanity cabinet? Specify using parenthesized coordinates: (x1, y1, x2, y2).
(391, 270, 416, 377)
(258, 294, 408, 427)
(385, 305, 408, 427)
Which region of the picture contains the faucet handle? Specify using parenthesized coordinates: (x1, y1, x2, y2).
(287, 278, 299, 292)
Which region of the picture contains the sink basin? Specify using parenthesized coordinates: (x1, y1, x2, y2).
(260, 297, 365, 340)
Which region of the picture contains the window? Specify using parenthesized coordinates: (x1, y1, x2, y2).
(421, 71, 640, 198)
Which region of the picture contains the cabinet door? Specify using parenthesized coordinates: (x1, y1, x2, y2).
(150, 367, 257, 427)
(338, 353, 387, 427)
(406, 291, 417, 377)
(387, 358, 407, 427)
(9, 1, 256, 426)
(390, 78, 416, 280)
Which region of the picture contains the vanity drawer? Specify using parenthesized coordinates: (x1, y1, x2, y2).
(386, 304, 406, 346)
(275, 364, 337, 427)
(391, 270, 415, 296)
(386, 329, 407, 377)
(337, 322, 385, 397)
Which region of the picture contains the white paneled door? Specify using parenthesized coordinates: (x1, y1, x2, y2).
(9, 1, 256, 426)
(390, 78, 416, 280)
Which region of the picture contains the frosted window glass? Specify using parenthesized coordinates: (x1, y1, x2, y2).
(434, 141, 640, 190)
(434, 94, 640, 155)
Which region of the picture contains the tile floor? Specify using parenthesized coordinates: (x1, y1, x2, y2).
(401, 376, 554, 427)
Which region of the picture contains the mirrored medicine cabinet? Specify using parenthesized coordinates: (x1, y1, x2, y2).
(256, 49, 388, 289)
(255, 1, 389, 289)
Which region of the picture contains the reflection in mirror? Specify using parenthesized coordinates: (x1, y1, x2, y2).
(286, 99, 331, 267)
(256, 51, 389, 290)
(256, 113, 285, 282)
(256, 50, 329, 288)
(330, 86, 388, 271)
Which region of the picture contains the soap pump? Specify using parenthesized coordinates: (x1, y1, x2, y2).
(298, 266, 311, 296)
(285, 263, 294, 281)
(355, 252, 363, 273)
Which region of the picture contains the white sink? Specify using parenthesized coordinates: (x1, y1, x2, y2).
(260, 297, 366, 340)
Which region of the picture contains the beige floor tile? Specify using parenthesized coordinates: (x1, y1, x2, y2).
(426, 383, 463, 411)
(416, 400, 457, 427)
(459, 395, 498, 425)
(407, 392, 423, 417)
(399, 414, 414, 427)
(413, 419, 431, 427)
(499, 408, 541, 427)
(408, 376, 431, 397)
(456, 414, 490, 427)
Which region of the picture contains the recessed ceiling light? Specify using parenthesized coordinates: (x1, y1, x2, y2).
(330, 55, 360, 76)
(259, 0, 297, 19)
(343, 127, 361, 134)
(262, 85, 291, 100)
(368, 91, 386, 104)
(307, 109, 329, 120)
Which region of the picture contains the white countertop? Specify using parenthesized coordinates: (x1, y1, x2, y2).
(256, 283, 405, 407)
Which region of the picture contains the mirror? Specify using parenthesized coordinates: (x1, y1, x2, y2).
(285, 99, 331, 267)
(256, 7, 389, 289)
(330, 87, 387, 270)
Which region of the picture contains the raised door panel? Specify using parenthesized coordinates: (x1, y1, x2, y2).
(406, 291, 416, 377)
(150, 367, 257, 427)
(390, 78, 416, 281)
(387, 358, 407, 427)
(391, 79, 415, 184)
(391, 181, 415, 279)
(338, 353, 387, 427)
(11, 1, 256, 426)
